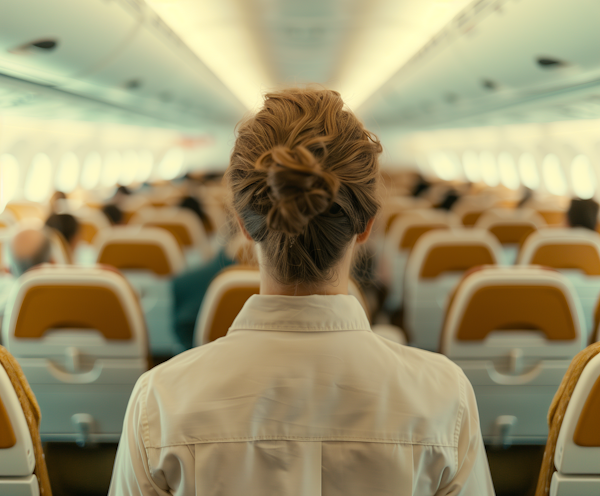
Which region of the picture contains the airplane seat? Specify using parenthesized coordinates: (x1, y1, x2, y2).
(193, 266, 261, 347)
(1, 265, 148, 446)
(453, 195, 497, 226)
(95, 226, 185, 356)
(380, 209, 459, 312)
(534, 343, 600, 496)
(378, 196, 432, 235)
(0, 211, 17, 229)
(0, 346, 51, 496)
(518, 228, 600, 340)
(193, 266, 385, 347)
(119, 196, 152, 225)
(404, 229, 503, 351)
(73, 207, 111, 265)
(475, 208, 546, 264)
(130, 206, 213, 267)
(441, 266, 586, 446)
(4, 202, 46, 222)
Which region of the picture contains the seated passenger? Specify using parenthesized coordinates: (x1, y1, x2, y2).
(102, 204, 124, 226)
(567, 198, 599, 231)
(437, 188, 460, 211)
(178, 195, 213, 234)
(171, 247, 235, 350)
(1, 229, 52, 319)
(45, 213, 81, 250)
(49, 190, 67, 213)
(6, 228, 52, 277)
(109, 88, 494, 495)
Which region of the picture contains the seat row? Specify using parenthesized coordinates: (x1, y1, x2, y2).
(3, 326, 600, 495)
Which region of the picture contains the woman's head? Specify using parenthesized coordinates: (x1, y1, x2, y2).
(227, 88, 382, 287)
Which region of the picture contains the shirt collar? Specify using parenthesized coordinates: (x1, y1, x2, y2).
(229, 294, 371, 333)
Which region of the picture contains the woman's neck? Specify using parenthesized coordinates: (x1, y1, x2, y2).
(257, 241, 354, 296)
(259, 270, 349, 296)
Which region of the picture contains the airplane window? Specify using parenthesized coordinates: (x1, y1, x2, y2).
(101, 151, 122, 187)
(25, 153, 53, 202)
(81, 152, 102, 189)
(0, 154, 20, 211)
(55, 152, 80, 193)
(542, 153, 567, 196)
(119, 150, 139, 186)
(158, 148, 184, 180)
(136, 150, 154, 183)
(479, 151, 499, 187)
(428, 152, 458, 180)
(497, 152, 520, 190)
(462, 150, 481, 182)
(571, 154, 596, 199)
(518, 153, 540, 189)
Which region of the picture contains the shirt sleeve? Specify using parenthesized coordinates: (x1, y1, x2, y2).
(436, 370, 496, 496)
(108, 372, 170, 496)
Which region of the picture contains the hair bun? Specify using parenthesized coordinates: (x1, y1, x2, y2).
(258, 145, 339, 235)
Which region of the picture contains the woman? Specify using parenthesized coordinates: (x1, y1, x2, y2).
(109, 88, 494, 495)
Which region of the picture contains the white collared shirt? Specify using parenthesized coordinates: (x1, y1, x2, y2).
(109, 294, 495, 496)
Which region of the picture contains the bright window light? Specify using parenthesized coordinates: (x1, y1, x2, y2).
(136, 150, 154, 183)
(101, 151, 122, 187)
(571, 154, 596, 199)
(542, 154, 567, 196)
(158, 148, 184, 180)
(81, 152, 102, 189)
(479, 151, 499, 187)
(55, 152, 80, 193)
(462, 150, 481, 183)
(518, 153, 540, 189)
(25, 153, 53, 202)
(428, 152, 458, 180)
(497, 152, 520, 190)
(119, 151, 139, 186)
(0, 154, 20, 211)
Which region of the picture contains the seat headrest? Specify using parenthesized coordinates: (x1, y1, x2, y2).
(421, 244, 496, 278)
(531, 245, 600, 276)
(14, 284, 132, 340)
(195, 266, 261, 346)
(95, 226, 184, 276)
(488, 224, 537, 244)
(519, 229, 600, 276)
(5, 265, 145, 344)
(573, 373, 600, 446)
(442, 267, 583, 352)
(456, 284, 576, 341)
(0, 395, 16, 449)
(147, 222, 192, 247)
(400, 224, 449, 249)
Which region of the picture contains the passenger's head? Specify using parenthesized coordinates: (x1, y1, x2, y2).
(179, 196, 206, 222)
(7, 228, 52, 277)
(102, 204, 123, 225)
(567, 198, 599, 231)
(45, 213, 80, 247)
(49, 191, 67, 213)
(115, 185, 132, 196)
(227, 88, 382, 288)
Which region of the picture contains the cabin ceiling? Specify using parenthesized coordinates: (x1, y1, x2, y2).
(144, 0, 473, 110)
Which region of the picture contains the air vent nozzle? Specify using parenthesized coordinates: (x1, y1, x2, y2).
(537, 57, 568, 68)
(10, 39, 58, 55)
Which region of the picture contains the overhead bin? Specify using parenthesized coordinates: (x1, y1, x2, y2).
(0, 0, 139, 86)
(0, 0, 245, 129)
(61, 11, 243, 124)
(359, 0, 600, 130)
